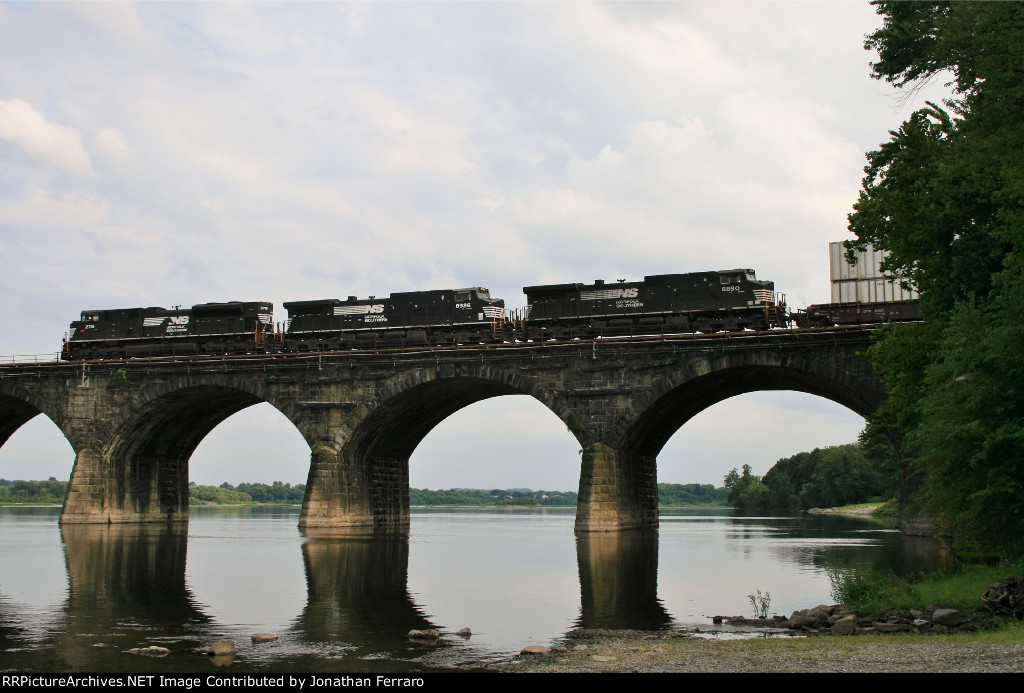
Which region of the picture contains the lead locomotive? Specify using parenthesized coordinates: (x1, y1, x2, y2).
(520, 269, 786, 340)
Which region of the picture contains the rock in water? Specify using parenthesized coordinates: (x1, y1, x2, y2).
(129, 646, 170, 657)
(521, 645, 551, 655)
(208, 640, 236, 656)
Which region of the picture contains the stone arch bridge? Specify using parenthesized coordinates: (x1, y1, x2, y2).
(0, 328, 885, 532)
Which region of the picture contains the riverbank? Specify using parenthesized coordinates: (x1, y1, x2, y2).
(806, 502, 884, 517)
(495, 628, 1024, 672)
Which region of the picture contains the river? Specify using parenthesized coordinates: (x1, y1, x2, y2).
(0, 505, 943, 672)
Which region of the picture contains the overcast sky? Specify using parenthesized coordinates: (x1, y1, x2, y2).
(0, 1, 949, 491)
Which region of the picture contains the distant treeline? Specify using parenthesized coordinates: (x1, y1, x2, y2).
(723, 439, 892, 512)
(410, 488, 577, 506)
(0, 478, 728, 507)
(657, 483, 729, 507)
(190, 481, 306, 505)
(411, 484, 728, 507)
(0, 478, 67, 505)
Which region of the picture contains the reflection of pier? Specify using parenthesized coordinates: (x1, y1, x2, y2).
(575, 529, 672, 630)
(297, 530, 438, 648)
(54, 524, 213, 669)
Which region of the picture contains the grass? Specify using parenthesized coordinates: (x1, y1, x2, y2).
(829, 558, 1024, 617)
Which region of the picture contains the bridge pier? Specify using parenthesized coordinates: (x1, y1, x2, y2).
(575, 443, 658, 532)
(299, 445, 410, 531)
(62, 447, 190, 524)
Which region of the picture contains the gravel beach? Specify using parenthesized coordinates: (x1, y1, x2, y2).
(493, 630, 1024, 673)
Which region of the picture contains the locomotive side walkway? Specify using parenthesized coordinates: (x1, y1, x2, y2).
(0, 327, 885, 532)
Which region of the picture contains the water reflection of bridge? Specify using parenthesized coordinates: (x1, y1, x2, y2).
(0, 522, 675, 669)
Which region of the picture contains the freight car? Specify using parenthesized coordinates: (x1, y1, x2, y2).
(282, 287, 505, 350)
(791, 242, 921, 328)
(62, 301, 274, 360)
(518, 269, 786, 340)
(792, 300, 921, 328)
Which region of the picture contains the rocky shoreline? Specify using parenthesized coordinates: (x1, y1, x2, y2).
(493, 628, 1024, 673)
(493, 594, 1024, 673)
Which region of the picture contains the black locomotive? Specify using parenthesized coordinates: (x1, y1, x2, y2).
(60, 269, 789, 360)
(282, 287, 505, 350)
(519, 269, 786, 340)
(62, 301, 274, 360)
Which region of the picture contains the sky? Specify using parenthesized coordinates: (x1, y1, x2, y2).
(0, 1, 951, 491)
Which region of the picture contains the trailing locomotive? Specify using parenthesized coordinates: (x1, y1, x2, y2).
(282, 287, 505, 350)
(62, 301, 274, 360)
(519, 269, 786, 340)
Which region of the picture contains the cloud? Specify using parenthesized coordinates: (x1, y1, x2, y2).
(0, 2, 953, 488)
(0, 99, 95, 178)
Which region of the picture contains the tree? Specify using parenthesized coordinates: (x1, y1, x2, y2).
(723, 464, 770, 511)
(847, 2, 1024, 556)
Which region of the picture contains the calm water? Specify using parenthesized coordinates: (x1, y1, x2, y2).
(0, 506, 942, 672)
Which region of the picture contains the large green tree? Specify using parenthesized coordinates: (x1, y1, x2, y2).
(847, 2, 1024, 555)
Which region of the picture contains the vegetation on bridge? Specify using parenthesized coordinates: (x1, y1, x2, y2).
(846, 2, 1024, 557)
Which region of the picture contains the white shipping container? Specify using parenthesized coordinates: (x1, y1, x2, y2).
(831, 279, 917, 304)
(829, 242, 918, 303)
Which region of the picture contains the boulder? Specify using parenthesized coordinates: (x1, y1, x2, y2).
(787, 606, 831, 629)
(830, 614, 859, 635)
(932, 608, 962, 627)
(981, 576, 1024, 617)
(252, 633, 278, 643)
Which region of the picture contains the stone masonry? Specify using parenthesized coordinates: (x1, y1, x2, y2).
(0, 329, 885, 533)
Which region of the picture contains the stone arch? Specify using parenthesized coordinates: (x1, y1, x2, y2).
(301, 364, 579, 530)
(63, 376, 304, 524)
(618, 351, 885, 459)
(569, 349, 886, 533)
(0, 384, 73, 451)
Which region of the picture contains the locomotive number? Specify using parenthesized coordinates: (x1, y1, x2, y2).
(721, 286, 742, 293)
(455, 302, 472, 309)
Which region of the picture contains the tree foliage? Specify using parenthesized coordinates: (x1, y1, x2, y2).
(0, 477, 67, 505)
(725, 443, 890, 513)
(847, 2, 1024, 556)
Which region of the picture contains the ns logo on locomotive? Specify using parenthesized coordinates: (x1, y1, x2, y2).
(61, 260, 913, 361)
